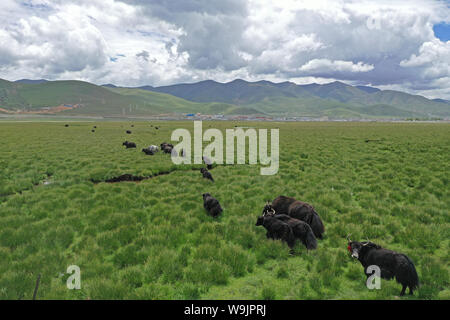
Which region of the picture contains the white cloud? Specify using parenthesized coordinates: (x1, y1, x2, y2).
(299, 59, 374, 73)
(400, 39, 450, 78)
(0, 0, 449, 98)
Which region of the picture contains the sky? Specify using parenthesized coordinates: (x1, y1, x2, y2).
(0, 0, 449, 99)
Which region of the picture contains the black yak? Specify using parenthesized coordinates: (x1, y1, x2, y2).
(160, 142, 172, 150)
(263, 196, 325, 239)
(347, 239, 419, 296)
(255, 215, 295, 253)
(91, 129, 95, 132)
(200, 168, 214, 182)
(126, 130, 132, 134)
(269, 213, 317, 250)
(142, 148, 154, 155)
(64, 124, 69, 127)
(122, 141, 136, 148)
(160, 142, 174, 154)
(163, 146, 173, 154)
(202, 193, 222, 217)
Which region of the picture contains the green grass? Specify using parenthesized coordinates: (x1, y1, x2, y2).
(0, 121, 448, 300)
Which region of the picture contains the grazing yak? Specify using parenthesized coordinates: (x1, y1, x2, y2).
(163, 146, 173, 154)
(268, 213, 317, 250)
(147, 145, 159, 153)
(122, 141, 136, 148)
(160, 142, 174, 154)
(255, 215, 296, 253)
(142, 148, 154, 155)
(126, 130, 132, 134)
(200, 168, 214, 182)
(202, 193, 222, 217)
(91, 129, 95, 132)
(64, 124, 69, 127)
(263, 196, 325, 239)
(348, 238, 419, 296)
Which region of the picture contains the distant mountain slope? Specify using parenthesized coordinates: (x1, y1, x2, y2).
(432, 98, 450, 104)
(0, 79, 246, 116)
(108, 87, 244, 115)
(14, 79, 48, 84)
(1, 80, 145, 115)
(1, 77, 449, 118)
(141, 79, 450, 118)
(355, 85, 381, 94)
(147, 79, 298, 105)
(0, 79, 28, 109)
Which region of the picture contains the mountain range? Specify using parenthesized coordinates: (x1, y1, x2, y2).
(0, 78, 448, 119)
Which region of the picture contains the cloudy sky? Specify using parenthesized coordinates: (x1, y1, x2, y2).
(1, 0, 449, 99)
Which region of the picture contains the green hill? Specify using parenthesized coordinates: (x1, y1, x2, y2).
(142, 79, 450, 119)
(109, 87, 240, 115)
(1, 78, 449, 119)
(0, 79, 240, 116)
(1, 80, 144, 115)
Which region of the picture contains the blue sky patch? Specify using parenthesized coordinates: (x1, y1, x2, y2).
(433, 23, 450, 41)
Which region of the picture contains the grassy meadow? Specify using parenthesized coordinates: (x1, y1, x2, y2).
(0, 120, 448, 300)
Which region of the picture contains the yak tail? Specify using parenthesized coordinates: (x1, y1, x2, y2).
(396, 254, 419, 290)
(310, 211, 325, 239)
(303, 224, 317, 250)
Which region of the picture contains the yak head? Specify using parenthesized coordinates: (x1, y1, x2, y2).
(255, 215, 265, 226)
(347, 236, 380, 259)
(200, 168, 207, 173)
(202, 193, 211, 200)
(262, 201, 275, 216)
(122, 141, 128, 145)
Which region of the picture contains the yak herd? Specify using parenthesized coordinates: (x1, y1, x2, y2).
(122, 138, 217, 184)
(66, 123, 419, 296)
(258, 196, 418, 296)
(121, 129, 418, 296)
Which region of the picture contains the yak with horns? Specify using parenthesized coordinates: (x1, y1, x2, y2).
(262, 196, 325, 239)
(347, 236, 419, 296)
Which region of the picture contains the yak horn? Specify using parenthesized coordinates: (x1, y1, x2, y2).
(346, 234, 352, 242)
